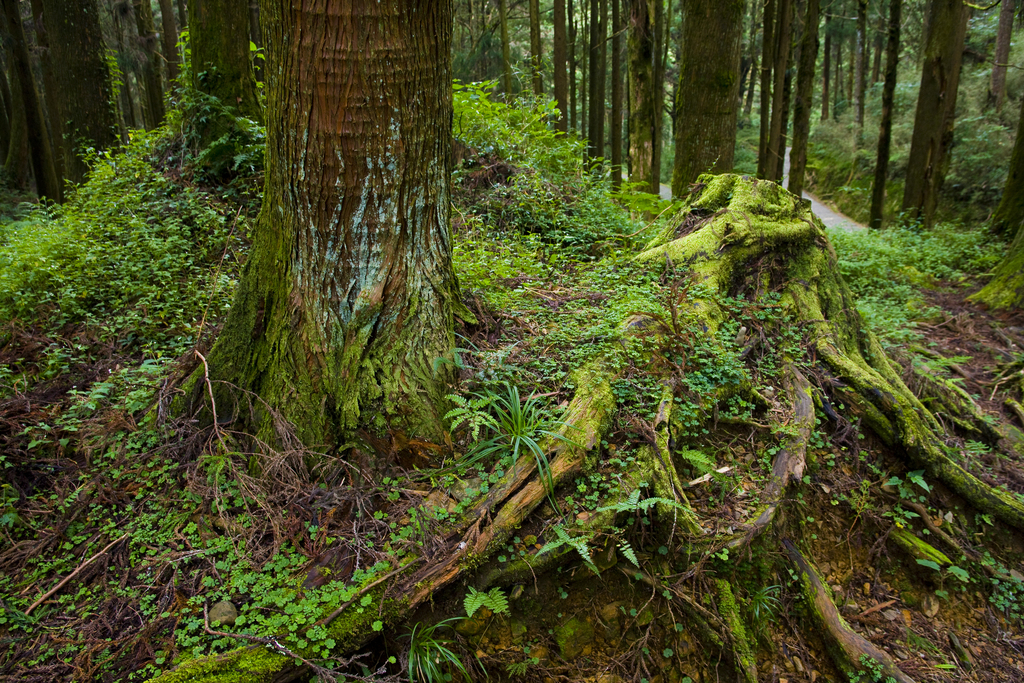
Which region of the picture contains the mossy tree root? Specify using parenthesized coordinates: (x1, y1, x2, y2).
(783, 540, 916, 683)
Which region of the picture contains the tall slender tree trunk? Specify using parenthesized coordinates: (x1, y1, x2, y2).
(569, 0, 578, 129)
(788, 0, 819, 197)
(581, 0, 589, 139)
(41, 0, 120, 184)
(136, 0, 166, 128)
(588, 0, 605, 157)
(1, 0, 60, 201)
(743, 0, 760, 116)
(0, 69, 10, 161)
(870, 0, 902, 229)
(248, 0, 262, 82)
(611, 0, 624, 184)
(651, 0, 664, 183)
(28, 0, 63, 181)
(530, 0, 543, 95)
(176, 0, 186, 26)
(871, 14, 883, 82)
(821, 12, 830, 120)
(4, 70, 29, 188)
(499, 0, 513, 94)
(834, 30, 842, 114)
(988, 0, 1014, 111)
(554, 0, 569, 129)
(188, 0, 261, 125)
(854, 0, 867, 127)
(757, 0, 776, 177)
(627, 0, 658, 191)
(765, 0, 792, 180)
(157, 0, 180, 84)
(204, 0, 459, 447)
(671, 0, 744, 194)
(901, 0, 968, 229)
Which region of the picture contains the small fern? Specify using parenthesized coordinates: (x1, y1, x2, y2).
(678, 448, 716, 476)
(618, 540, 639, 568)
(445, 392, 499, 441)
(596, 489, 688, 514)
(464, 586, 510, 618)
(536, 523, 597, 572)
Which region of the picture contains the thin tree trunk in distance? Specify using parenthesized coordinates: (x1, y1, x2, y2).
(4, 70, 29, 188)
(29, 0, 63, 181)
(581, 0, 588, 139)
(651, 0, 664, 183)
(204, 0, 459, 446)
(834, 31, 841, 114)
(589, 0, 603, 157)
(1, 0, 60, 201)
(136, 0, 167, 128)
(599, 0, 608, 154)
(821, 12, 830, 120)
(189, 0, 261, 124)
(901, 0, 968, 228)
(854, 0, 866, 127)
(0, 70, 10, 161)
(158, 0, 180, 84)
(42, 0, 120, 184)
(672, 0, 744, 194)
(758, 0, 776, 177)
(611, 0, 623, 185)
(989, 0, 1013, 111)
(569, 0, 578, 128)
(249, 0, 262, 82)
(871, 14, 882, 82)
(743, 0, 760, 116)
(788, 0, 819, 197)
(766, 0, 792, 180)
(530, 0, 543, 95)
(176, 0, 186, 26)
(627, 0, 658, 191)
(499, 0, 513, 94)
(870, 0, 902, 229)
(554, 0, 569, 130)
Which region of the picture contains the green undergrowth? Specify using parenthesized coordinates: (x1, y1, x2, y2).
(825, 223, 1004, 347)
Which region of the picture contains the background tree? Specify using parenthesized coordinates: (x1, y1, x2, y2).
(188, 0, 261, 128)
(788, 0, 820, 197)
(157, 0, 180, 84)
(854, 0, 867, 128)
(901, 0, 968, 229)
(554, 0, 569, 128)
(988, 0, 1014, 111)
(499, 0, 513, 93)
(530, 0, 543, 94)
(202, 0, 461, 447)
(671, 0, 744, 194)
(627, 0, 658, 191)
(135, 0, 166, 127)
(758, 0, 776, 177)
(765, 0, 793, 181)
(587, 0, 606, 159)
(40, 0, 121, 185)
(869, 0, 902, 229)
(821, 10, 831, 120)
(610, 0, 623, 186)
(1, 0, 60, 200)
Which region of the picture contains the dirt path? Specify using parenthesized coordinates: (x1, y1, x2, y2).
(659, 149, 865, 231)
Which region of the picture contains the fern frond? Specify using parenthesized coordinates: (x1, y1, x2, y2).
(618, 540, 639, 568)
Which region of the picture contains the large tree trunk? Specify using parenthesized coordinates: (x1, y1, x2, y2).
(0, 68, 10, 162)
(671, 0, 743, 194)
(1, 0, 60, 201)
(870, 0, 902, 229)
(821, 12, 830, 121)
(988, 91, 1024, 240)
(554, 0, 569, 130)
(787, 0, 819, 198)
(157, 0, 180, 84)
(988, 0, 1014, 111)
(28, 0, 63, 182)
(765, 0, 791, 181)
(135, 0, 167, 128)
(757, 0, 776, 177)
(901, 0, 968, 229)
(530, 0, 543, 95)
(3, 68, 29, 188)
(201, 0, 459, 448)
(188, 0, 261, 128)
(41, 0, 120, 185)
(611, 0, 623, 187)
(854, 0, 866, 128)
(627, 0, 658, 192)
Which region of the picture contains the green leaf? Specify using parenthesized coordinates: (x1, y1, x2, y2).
(372, 620, 384, 631)
(916, 559, 941, 572)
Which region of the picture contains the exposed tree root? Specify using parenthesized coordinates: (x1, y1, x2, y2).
(784, 540, 916, 683)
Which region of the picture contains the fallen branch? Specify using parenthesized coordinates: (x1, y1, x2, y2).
(26, 534, 128, 615)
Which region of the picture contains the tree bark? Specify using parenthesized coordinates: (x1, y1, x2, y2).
(4, 69, 29, 188)
(870, 0, 902, 229)
(743, 0, 760, 116)
(554, 0, 569, 129)
(176, 0, 186, 26)
(499, 0, 513, 94)
(788, 0, 818, 198)
(765, 0, 792, 181)
(901, 0, 968, 229)
(203, 0, 459, 448)
(157, 0, 180, 84)
(821, 12, 830, 120)
(188, 0, 261, 125)
(248, 0, 262, 82)
(588, 0, 605, 157)
(988, 0, 1014, 111)
(757, 0, 776, 177)
(569, 0, 578, 128)
(627, 0, 658, 191)
(40, 0, 121, 185)
(136, 0, 167, 128)
(854, 0, 866, 128)
(0, 68, 10, 162)
(530, 0, 543, 95)
(671, 0, 744, 193)
(2, 0, 60, 201)
(611, 0, 623, 186)
(28, 0, 63, 181)
(651, 0, 664, 185)
(871, 13, 883, 83)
